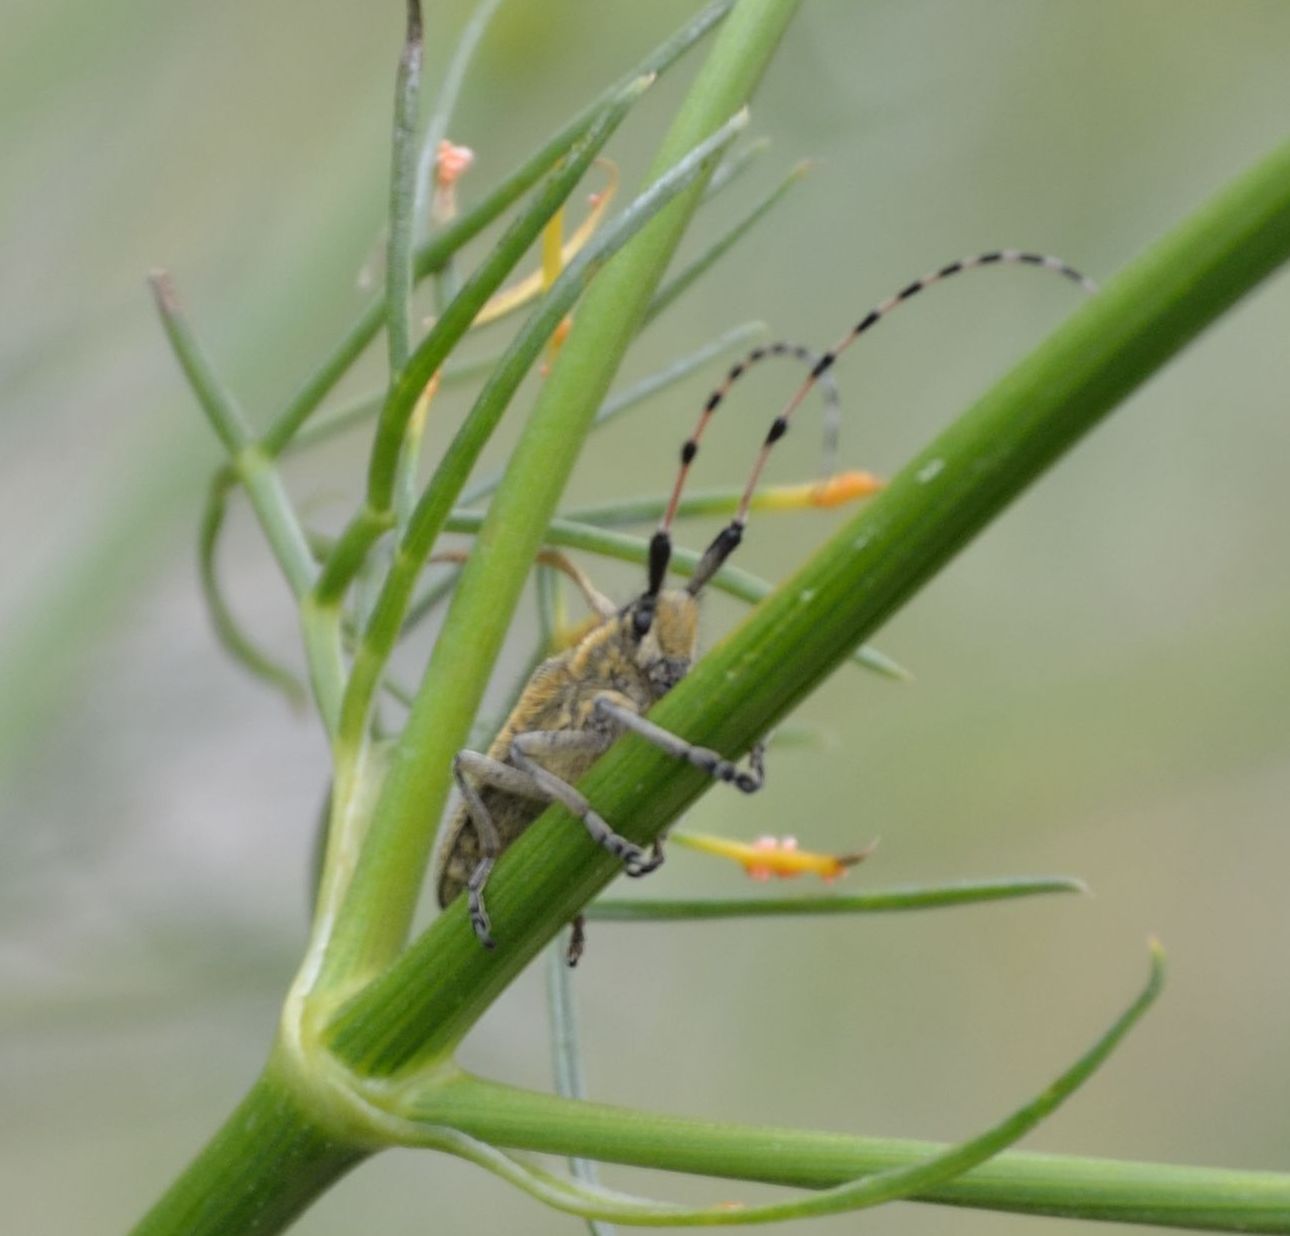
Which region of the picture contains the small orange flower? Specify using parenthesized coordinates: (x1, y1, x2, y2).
(753, 470, 884, 514)
(809, 469, 885, 507)
(671, 830, 875, 882)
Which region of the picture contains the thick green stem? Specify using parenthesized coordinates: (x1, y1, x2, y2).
(128, 1066, 368, 1236)
(325, 133, 1290, 1073)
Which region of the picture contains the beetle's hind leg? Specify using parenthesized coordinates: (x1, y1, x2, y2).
(452, 751, 531, 949)
(566, 914, 587, 967)
(594, 695, 767, 794)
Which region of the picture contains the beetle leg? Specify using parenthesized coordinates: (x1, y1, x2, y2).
(452, 750, 535, 949)
(593, 695, 766, 794)
(509, 730, 666, 878)
(454, 732, 663, 952)
(566, 914, 586, 967)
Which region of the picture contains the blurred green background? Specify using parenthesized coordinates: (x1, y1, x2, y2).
(4, 2, 1290, 1233)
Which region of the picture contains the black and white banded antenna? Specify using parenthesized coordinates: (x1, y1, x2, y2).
(652, 248, 1099, 595)
(641, 340, 841, 597)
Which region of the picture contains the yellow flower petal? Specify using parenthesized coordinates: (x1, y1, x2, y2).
(752, 470, 885, 513)
(671, 830, 875, 882)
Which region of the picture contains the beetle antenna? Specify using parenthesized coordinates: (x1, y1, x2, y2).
(653, 342, 843, 594)
(685, 248, 1098, 594)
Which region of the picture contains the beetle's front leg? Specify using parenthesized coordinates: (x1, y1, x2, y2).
(593, 694, 767, 794)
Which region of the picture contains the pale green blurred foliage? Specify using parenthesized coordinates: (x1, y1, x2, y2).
(3, 3, 1290, 1233)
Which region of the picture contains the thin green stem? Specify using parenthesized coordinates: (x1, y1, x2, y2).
(645, 160, 812, 324)
(198, 470, 306, 705)
(703, 136, 772, 200)
(562, 484, 850, 527)
(546, 941, 617, 1236)
(394, 396, 429, 531)
(399, 948, 1163, 1225)
(587, 875, 1088, 920)
(149, 273, 318, 602)
(261, 0, 733, 456)
(590, 321, 767, 432)
(389, 961, 1290, 1231)
(386, 1, 424, 375)
(264, 304, 386, 456)
(149, 271, 252, 452)
(456, 319, 768, 508)
(313, 75, 652, 609)
(590, 321, 768, 433)
(290, 393, 383, 451)
(292, 354, 506, 453)
(237, 448, 318, 599)
(413, 0, 506, 237)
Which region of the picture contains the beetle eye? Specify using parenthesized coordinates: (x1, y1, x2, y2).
(632, 602, 654, 638)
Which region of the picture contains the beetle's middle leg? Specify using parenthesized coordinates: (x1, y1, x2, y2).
(593, 695, 767, 793)
(508, 729, 666, 876)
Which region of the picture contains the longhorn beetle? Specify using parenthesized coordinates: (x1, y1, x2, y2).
(435, 248, 1097, 959)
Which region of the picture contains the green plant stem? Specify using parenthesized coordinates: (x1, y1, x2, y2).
(149, 273, 252, 452)
(300, 79, 656, 738)
(453, 319, 769, 508)
(368, 72, 630, 515)
(324, 131, 1290, 1074)
(562, 484, 854, 527)
(593, 321, 768, 429)
(386, 1, 424, 375)
(703, 136, 771, 199)
(587, 875, 1087, 920)
(546, 942, 617, 1236)
(261, 0, 733, 456)
(315, 3, 794, 995)
(402, 1067, 1290, 1232)
(149, 274, 317, 600)
(199, 470, 306, 705)
(645, 159, 811, 324)
(413, 0, 506, 235)
(128, 1065, 367, 1236)
(314, 79, 648, 609)
(288, 356, 496, 451)
(402, 949, 1162, 1225)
